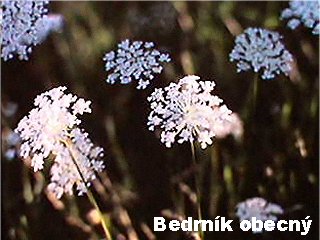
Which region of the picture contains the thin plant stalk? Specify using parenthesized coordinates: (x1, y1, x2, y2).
(252, 73, 260, 116)
(190, 141, 204, 240)
(242, 73, 259, 122)
(63, 139, 112, 240)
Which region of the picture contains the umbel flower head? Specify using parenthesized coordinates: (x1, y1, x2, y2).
(15, 87, 105, 198)
(1, 0, 62, 61)
(281, 0, 319, 35)
(236, 197, 284, 223)
(147, 75, 232, 149)
(229, 28, 293, 80)
(103, 39, 171, 89)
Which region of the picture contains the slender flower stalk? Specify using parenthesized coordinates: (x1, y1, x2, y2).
(190, 141, 204, 239)
(252, 73, 260, 116)
(63, 139, 112, 240)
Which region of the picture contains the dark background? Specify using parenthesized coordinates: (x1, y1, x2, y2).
(2, 2, 319, 240)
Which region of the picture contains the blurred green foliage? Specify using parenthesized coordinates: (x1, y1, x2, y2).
(2, 2, 319, 240)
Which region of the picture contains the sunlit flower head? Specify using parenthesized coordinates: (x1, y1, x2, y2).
(15, 87, 105, 198)
(281, 0, 320, 35)
(229, 28, 293, 80)
(147, 75, 232, 149)
(103, 39, 171, 89)
(236, 197, 284, 223)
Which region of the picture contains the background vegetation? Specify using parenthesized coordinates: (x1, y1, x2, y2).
(2, 1, 319, 240)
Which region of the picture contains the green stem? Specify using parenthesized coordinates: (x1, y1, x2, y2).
(64, 140, 112, 240)
(190, 141, 204, 240)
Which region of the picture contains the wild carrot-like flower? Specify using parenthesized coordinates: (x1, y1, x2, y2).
(15, 87, 105, 198)
(147, 75, 232, 149)
(281, 0, 319, 35)
(1, 0, 62, 61)
(229, 28, 293, 80)
(103, 39, 171, 89)
(236, 197, 284, 223)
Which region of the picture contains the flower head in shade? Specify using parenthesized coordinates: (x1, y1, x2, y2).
(1, 0, 49, 60)
(103, 39, 171, 89)
(1, 0, 63, 61)
(147, 75, 232, 149)
(15, 87, 105, 198)
(236, 197, 284, 224)
(281, 0, 319, 35)
(229, 28, 293, 80)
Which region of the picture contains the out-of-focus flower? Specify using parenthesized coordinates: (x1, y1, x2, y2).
(103, 39, 171, 89)
(229, 28, 293, 80)
(1, 101, 18, 117)
(147, 75, 232, 149)
(236, 197, 284, 225)
(128, 2, 178, 37)
(281, 0, 319, 35)
(15, 87, 105, 198)
(215, 112, 243, 139)
(2, 128, 21, 160)
(34, 14, 64, 44)
(1, 0, 63, 61)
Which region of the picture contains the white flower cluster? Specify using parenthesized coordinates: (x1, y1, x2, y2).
(281, 0, 319, 35)
(236, 197, 284, 223)
(229, 28, 293, 80)
(147, 75, 232, 149)
(1, 0, 63, 61)
(103, 39, 171, 89)
(15, 87, 105, 198)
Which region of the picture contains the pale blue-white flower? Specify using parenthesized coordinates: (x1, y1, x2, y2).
(1, 0, 63, 61)
(236, 197, 284, 233)
(229, 28, 293, 80)
(281, 0, 320, 35)
(103, 39, 171, 89)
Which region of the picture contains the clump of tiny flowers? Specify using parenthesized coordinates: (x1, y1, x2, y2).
(147, 75, 232, 149)
(15, 87, 105, 199)
(281, 0, 319, 35)
(1, 0, 62, 61)
(229, 28, 293, 80)
(103, 39, 171, 89)
(236, 197, 284, 225)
